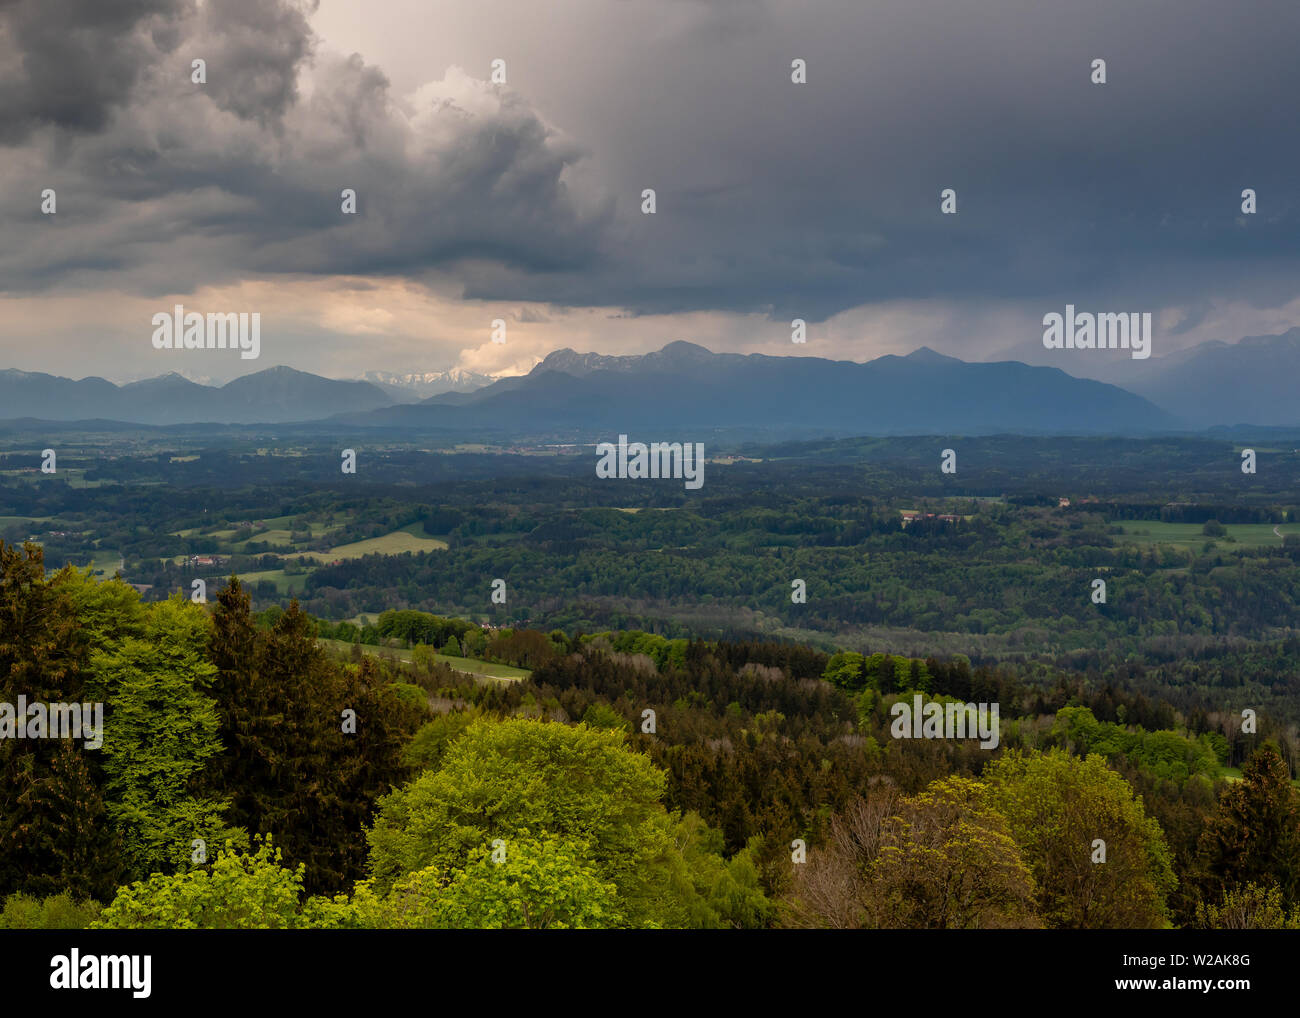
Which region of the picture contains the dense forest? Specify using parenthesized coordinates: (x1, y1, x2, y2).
(6, 432, 1300, 734)
(4, 540, 1299, 930)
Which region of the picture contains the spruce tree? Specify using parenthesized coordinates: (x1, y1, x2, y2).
(1199, 743, 1300, 908)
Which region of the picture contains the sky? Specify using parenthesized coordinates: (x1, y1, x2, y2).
(3, 0, 1300, 384)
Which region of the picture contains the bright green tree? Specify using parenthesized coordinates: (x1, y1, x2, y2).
(53, 568, 146, 649)
(1193, 882, 1300, 930)
(670, 812, 774, 928)
(0, 891, 102, 929)
(822, 652, 866, 691)
(94, 838, 304, 929)
(402, 708, 482, 771)
(89, 594, 234, 878)
(983, 749, 1175, 928)
(871, 776, 1040, 929)
(580, 701, 631, 732)
(367, 717, 712, 926)
(411, 838, 622, 928)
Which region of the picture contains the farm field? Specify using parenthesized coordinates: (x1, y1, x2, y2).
(317, 638, 528, 682)
(18, 543, 121, 576)
(235, 568, 302, 595)
(299, 523, 448, 562)
(68, 549, 124, 576)
(1117, 521, 1300, 548)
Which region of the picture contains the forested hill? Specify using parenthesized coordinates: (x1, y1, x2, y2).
(3, 546, 1298, 930)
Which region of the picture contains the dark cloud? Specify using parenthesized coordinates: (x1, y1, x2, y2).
(3, 0, 1300, 337)
(511, 0, 1300, 321)
(0, 0, 609, 295)
(0, 0, 187, 141)
(195, 0, 317, 125)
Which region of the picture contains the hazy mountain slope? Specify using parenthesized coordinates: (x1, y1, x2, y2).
(352, 341, 1174, 436)
(1127, 329, 1300, 427)
(0, 366, 394, 424)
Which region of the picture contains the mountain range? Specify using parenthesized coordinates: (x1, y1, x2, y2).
(348, 342, 1173, 435)
(358, 368, 499, 402)
(0, 365, 392, 425)
(1123, 328, 1300, 427)
(1, 332, 1298, 433)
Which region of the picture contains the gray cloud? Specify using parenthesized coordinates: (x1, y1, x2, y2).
(195, 0, 317, 125)
(0, 0, 610, 296)
(0, 0, 188, 141)
(3, 0, 1300, 354)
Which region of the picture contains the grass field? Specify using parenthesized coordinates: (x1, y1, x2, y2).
(0, 468, 103, 489)
(256, 515, 346, 537)
(1118, 521, 1300, 548)
(71, 549, 123, 576)
(17, 541, 120, 576)
(240, 529, 297, 547)
(317, 638, 528, 682)
(177, 515, 347, 545)
(1220, 765, 1300, 788)
(612, 507, 680, 513)
(299, 523, 448, 562)
(236, 568, 302, 595)
(170, 517, 436, 563)
(256, 515, 302, 530)
(427, 653, 529, 681)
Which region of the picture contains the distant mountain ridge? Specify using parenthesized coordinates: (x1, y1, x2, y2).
(11, 335, 1292, 432)
(359, 367, 497, 401)
(348, 340, 1175, 436)
(0, 365, 393, 424)
(529, 342, 720, 378)
(1125, 328, 1300, 427)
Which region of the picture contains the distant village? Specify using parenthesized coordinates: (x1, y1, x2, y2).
(899, 510, 961, 527)
(901, 496, 1077, 527)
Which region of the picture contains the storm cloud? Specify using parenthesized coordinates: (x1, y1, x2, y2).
(3, 0, 1300, 375)
(0, 0, 609, 297)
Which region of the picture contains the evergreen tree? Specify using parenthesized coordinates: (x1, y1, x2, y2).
(1199, 743, 1300, 908)
(206, 583, 421, 893)
(10, 742, 122, 902)
(0, 543, 121, 899)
